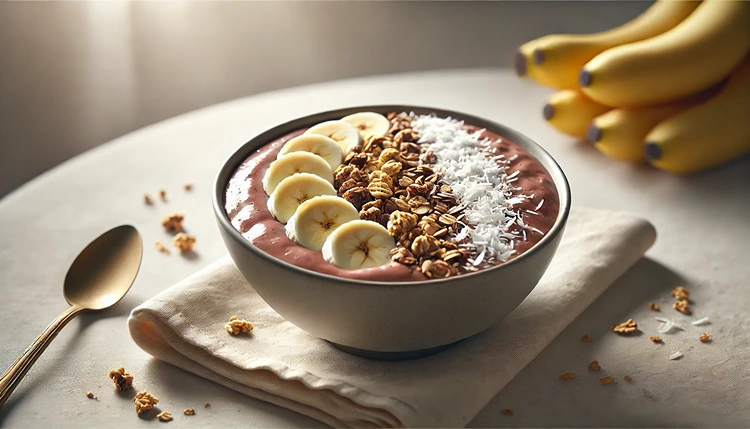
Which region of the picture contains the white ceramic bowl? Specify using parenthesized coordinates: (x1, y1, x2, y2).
(213, 105, 570, 359)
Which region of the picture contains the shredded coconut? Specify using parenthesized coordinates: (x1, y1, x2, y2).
(669, 351, 683, 360)
(692, 317, 710, 326)
(412, 115, 529, 263)
(655, 317, 684, 333)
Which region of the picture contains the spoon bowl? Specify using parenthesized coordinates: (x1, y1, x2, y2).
(64, 225, 143, 309)
(0, 225, 142, 408)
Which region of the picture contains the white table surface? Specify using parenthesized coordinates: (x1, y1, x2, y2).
(1, 69, 748, 428)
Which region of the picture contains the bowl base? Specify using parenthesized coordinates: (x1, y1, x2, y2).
(328, 340, 460, 361)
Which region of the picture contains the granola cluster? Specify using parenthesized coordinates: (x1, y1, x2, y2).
(225, 316, 253, 335)
(611, 318, 638, 335)
(332, 113, 472, 278)
(134, 390, 159, 415)
(173, 232, 196, 252)
(109, 367, 134, 391)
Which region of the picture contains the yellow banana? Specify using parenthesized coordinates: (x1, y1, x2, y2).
(580, 0, 750, 107)
(515, 44, 559, 88)
(515, 0, 700, 89)
(644, 58, 750, 174)
(543, 89, 611, 138)
(589, 86, 721, 163)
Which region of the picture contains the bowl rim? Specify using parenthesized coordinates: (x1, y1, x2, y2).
(212, 104, 571, 287)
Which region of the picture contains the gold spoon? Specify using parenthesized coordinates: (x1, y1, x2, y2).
(0, 225, 142, 408)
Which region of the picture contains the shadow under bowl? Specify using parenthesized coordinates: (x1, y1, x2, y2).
(213, 105, 571, 359)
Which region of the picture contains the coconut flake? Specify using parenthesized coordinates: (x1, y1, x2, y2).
(535, 199, 544, 211)
(454, 226, 470, 242)
(472, 246, 487, 266)
(669, 351, 683, 360)
(691, 317, 710, 326)
(657, 321, 674, 334)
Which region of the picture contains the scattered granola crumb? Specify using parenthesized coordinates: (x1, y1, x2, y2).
(173, 233, 196, 252)
(184, 408, 195, 416)
(155, 241, 170, 254)
(144, 195, 153, 205)
(501, 408, 514, 416)
(184, 184, 193, 191)
(204, 402, 211, 408)
(86, 391, 96, 399)
(624, 375, 632, 382)
(650, 336, 663, 343)
(671, 286, 690, 301)
(225, 316, 253, 335)
(648, 302, 659, 311)
(588, 361, 601, 371)
(673, 299, 691, 315)
(161, 212, 185, 232)
(134, 390, 159, 415)
(581, 334, 591, 343)
(599, 376, 615, 385)
(612, 318, 638, 334)
(157, 411, 173, 422)
(699, 333, 711, 343)
(159, 190, 167, 201)
(559, 373, 575, 381)
(108, 367, 134, 391)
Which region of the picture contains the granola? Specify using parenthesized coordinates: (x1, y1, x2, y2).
(157, 411, 172, 422)
(184, 184, 193, 191)
(648, 302, 659, 311)
(173, 233, 196, 252)
(161, 212, 185, 233)
(184, 408, 196, 416)
(108, 367, 134, 391)
(581, 334, 592, 343)
(599, 376, 615, 385)
(588, 361, 601, 371)
(86, 391, 97, 399)
(134, 390, 159, 415)
(330, 115, 473, 278)
(225, 316, 253, 335)
(559, 373, 575, 381)
(671, 286, 690, 301)
(159, 190, 167, 201)
(650, 336, 663, 343)
(144, 194, 154, 205)
(155, 241, 170, 254)
(612, 319, 638, 334)
(699, 333, 711, 343)
(673, 299, 691, 315)
(624, 375, 632, 382)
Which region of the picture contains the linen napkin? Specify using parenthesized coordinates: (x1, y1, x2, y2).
(129, 207, 656, 428)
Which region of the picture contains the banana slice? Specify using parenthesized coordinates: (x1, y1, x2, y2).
(322, 220, 396, 270)
(285, 196, 359, 252)
(263, 152, 334, 195)
(304, 120, 361, 155)
(278, 134, 343, 170)
(267, 173, 337, 223)
(342, 112, 391, 140)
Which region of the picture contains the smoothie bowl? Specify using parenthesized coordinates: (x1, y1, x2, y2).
(213, 105, 570, 358)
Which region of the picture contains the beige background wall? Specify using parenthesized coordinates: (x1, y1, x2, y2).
(0, 1, 649, 197)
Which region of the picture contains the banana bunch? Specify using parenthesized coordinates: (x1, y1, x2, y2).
(516, 0, 750, 174)
(264, 112, 396, 269)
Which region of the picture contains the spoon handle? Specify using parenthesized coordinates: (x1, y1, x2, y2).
(0, 305, 86, 408)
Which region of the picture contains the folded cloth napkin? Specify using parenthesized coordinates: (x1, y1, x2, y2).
(129, 207, 656, 428)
